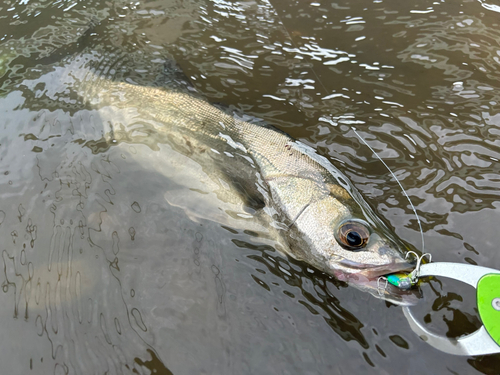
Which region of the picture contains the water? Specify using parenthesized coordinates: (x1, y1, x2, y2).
(0, 0, 499, 373)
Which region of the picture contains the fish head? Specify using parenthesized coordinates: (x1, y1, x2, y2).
(291, 190, 421, 306)
(328, 217, 421, 305)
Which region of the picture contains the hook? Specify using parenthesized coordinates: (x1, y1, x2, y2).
(406, 252, 432, 284)
(377, 276, 388, 296)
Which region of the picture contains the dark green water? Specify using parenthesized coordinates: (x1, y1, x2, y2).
(0, 0, 499, 373)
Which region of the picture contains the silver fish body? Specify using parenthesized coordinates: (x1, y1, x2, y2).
(81, 76, 419, 305)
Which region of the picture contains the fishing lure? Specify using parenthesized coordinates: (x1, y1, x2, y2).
(386, 273, 413, 290)
(379, 252, 431, 292)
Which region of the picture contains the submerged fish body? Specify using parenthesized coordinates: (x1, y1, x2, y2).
(71, 62, 419, 305)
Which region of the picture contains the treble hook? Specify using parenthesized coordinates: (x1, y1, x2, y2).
(406, 251, 432, 284)
(377, 276, 388, 296)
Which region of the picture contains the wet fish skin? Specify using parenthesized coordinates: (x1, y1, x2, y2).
(83, 78, 418, 305)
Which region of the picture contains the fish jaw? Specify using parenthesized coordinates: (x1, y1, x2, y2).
(350, 274, 422, 306)
(335, 257, 415, 279)
(332, 258, 422, 306)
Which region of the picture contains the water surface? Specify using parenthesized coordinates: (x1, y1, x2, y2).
(0, 0, 499, 373)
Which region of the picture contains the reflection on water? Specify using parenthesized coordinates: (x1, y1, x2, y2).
(0, 0, 499, 374)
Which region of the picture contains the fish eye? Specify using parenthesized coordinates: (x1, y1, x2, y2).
(335, 220, 370, 251)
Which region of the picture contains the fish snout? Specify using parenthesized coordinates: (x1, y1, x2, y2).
(371, 239, 417, 276)
(364, 261, 415, 279)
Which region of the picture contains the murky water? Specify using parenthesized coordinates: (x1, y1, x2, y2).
(0, 0, 499, 373)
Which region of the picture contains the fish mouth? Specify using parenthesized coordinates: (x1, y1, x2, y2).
(340, 260, 422, 306)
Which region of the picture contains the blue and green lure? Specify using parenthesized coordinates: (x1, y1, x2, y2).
(386, 273, 413, 290)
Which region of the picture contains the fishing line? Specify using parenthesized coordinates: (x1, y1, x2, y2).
(351, 127, 425, 253)
(269, 0, 425, 252)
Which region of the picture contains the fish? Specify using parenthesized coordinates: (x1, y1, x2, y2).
(29, 53, 421, 305)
